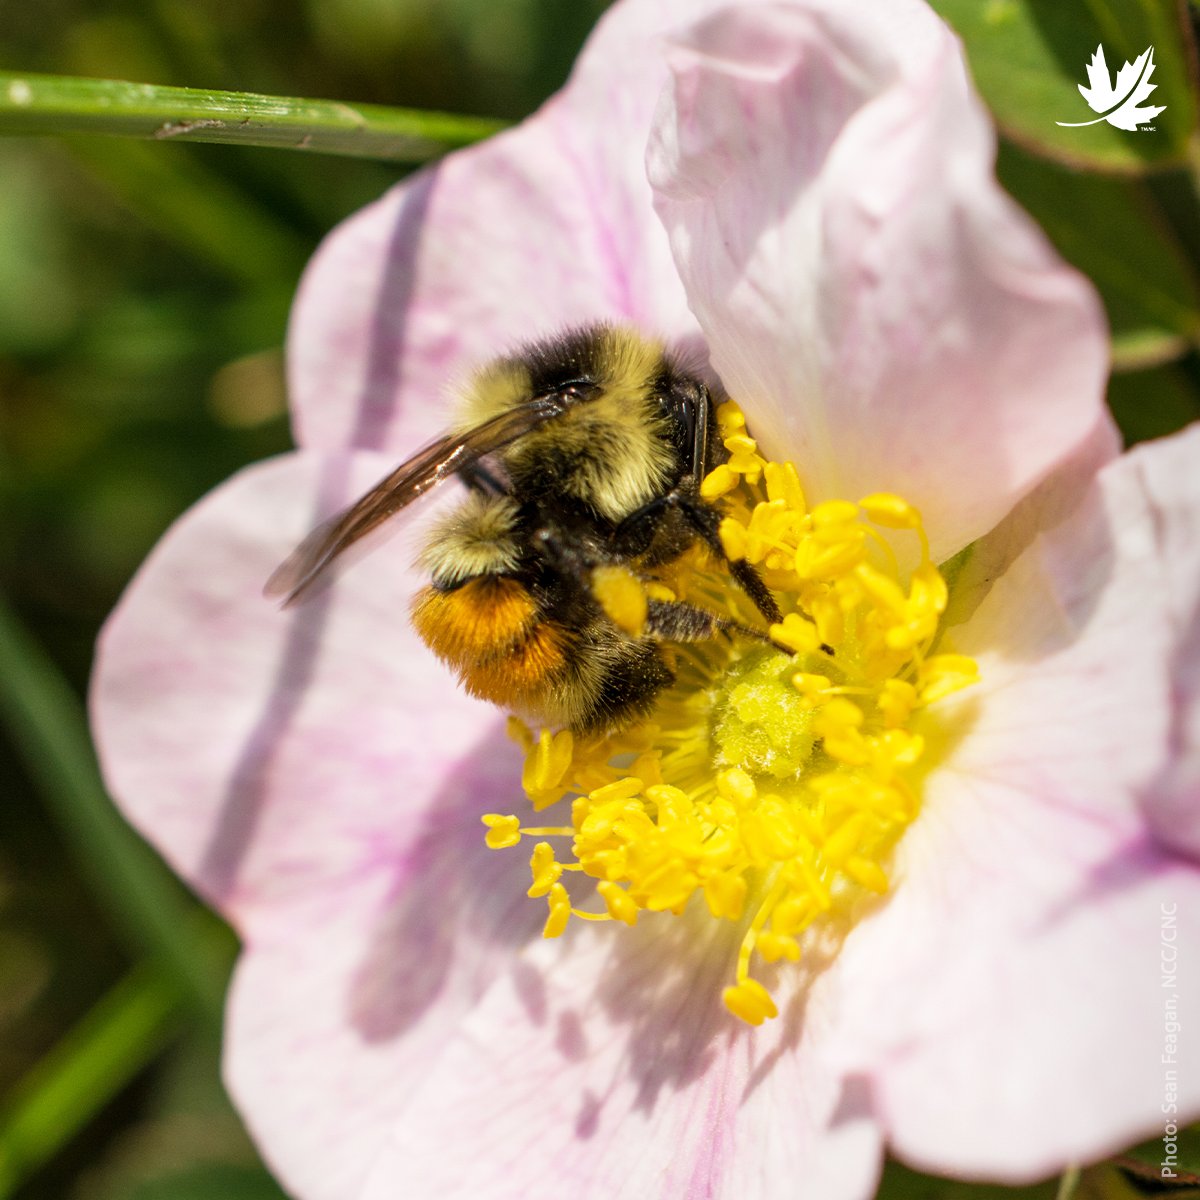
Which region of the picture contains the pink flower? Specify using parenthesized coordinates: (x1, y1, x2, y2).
(92, 0, 1200, 1197)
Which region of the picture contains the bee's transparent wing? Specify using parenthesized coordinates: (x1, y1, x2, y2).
(265, 394, 575, 607)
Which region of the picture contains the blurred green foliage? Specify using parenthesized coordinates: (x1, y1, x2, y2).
(0, 1, 1198, 1198)
(0, 1, 602, 1196)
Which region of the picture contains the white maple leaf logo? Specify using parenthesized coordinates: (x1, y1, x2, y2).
(1057, 44, 1166, 129)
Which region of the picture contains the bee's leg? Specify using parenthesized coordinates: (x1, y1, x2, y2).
(611, 492, 782, 627)
(674, 383, 784, 626)
(675, 500, 783, 626)
(611, 495, 672, 556)
(643, 598, 780, 649)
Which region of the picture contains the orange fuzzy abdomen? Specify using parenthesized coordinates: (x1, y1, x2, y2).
(412, 577, 538, 662)
(411, 577, 569, 704)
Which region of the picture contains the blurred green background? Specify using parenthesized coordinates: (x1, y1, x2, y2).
(0, 1, 1198, 1198)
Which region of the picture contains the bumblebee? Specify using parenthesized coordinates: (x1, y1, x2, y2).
(267, 326, 781, 732)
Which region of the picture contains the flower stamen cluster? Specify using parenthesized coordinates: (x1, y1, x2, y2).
(484, 402, 978, 1024)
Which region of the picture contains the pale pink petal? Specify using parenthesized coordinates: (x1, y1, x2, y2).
(93, 453, 556, 1195)
(648, 0, 1109, 563)
(939, 409, 1120, 631)
(224, 764, 544, 1200)
(91, 452, 504, 929)
(817, 431, 1200, 1178)
(358, 914, 882, 1200)
(289, 0, 742, 454)
(1129, 426, 1200, 861)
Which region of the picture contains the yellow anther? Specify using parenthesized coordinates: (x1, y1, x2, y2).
(588, 777, 645, 805)
(543, 882, 571, 938)
(771, 893, 816, 935)
(874, 729, 924, 769)
(482, 814, 522, 850)
(856, 562, 909, 618)
(845, 856, 889, 893)
(807, 590, 844, 646)
(722, 978, 778, 1025)
(528, 841, 562, 897)
(637, 860, 698, 911)
(859, 493, 921, 529)
(878, 678, 917, 727)
(756, 931, 801, 963)
(644, 581, 677, 602)
(703, 872, 747, 920)
(719, 516, 748, 563)
(725, 432, 766, 483)
(716, 767, 757, 807)
(911, 561, 947, 608)
(597, 881, 639, 926)
(742, 501, 787, 561)
(821, 814, 868, 866)
(724, 433, 758, 456)
(810, 500, 860, 527)
(792, 673, 831, 703)
(796, 536, 864, 581)
(770, 613, 820, 654)
(794, 856, 833, 910)
(918, 654, 981, 704)
(592, 565, 648, 637)
(729, 456, 764, 486)
(921, 653, 979, 678)
(885, 617, 937, 652)
(716, 400, 746, 431)
(764, 461, 806, 512)
(817, 697, 864, 730)
(521, 728, 574, 807)
(644, 782, 690, 818)
(826, 734, 869, 766)
(791, 808, 825, 845)
(630, 752, 663, 788)
(700, 463, 739, 499)
(742, 801, 798, 863)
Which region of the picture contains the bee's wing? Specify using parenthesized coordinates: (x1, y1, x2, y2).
(265, 393, 576, 607)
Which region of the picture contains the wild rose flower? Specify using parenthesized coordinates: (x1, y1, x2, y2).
(92, 0, 1200, 1197)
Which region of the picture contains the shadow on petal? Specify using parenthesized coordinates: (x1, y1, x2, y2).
(345, 721, 544, 1042)
(199, 459, 358, 904)
(349, 172, 436, 452)
(198, 168, 442, 906)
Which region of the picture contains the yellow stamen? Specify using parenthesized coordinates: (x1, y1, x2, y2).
(700, 464, 738, 500)
(528, 841, 562, 897)
(482, 814, 521, 849)
(485, 401, 979, 1025)
(543, 882, 571, 938)
(723, 977, 778, 1025)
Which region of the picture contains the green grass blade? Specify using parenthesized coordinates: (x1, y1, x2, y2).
(0, 72, 508, 160)
(0, 964, 182, 1197)
(0, 596, 230, 1024)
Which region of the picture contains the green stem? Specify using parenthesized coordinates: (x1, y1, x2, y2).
(0, 71, 508, 160)
(1054, 1165, 1081, 1200)
(0, 596, 230, 1024)
(0, 964, 182, 1197)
